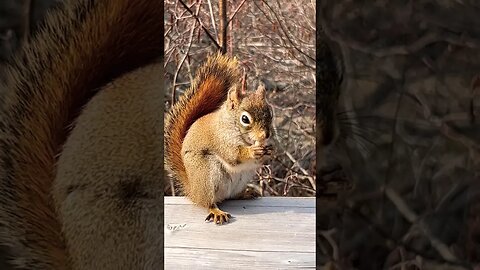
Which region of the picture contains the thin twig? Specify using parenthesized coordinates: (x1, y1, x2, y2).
(241, 67, 247, 94)
(319, 3, 480, 58)
(226, 0, 248, 27)
(172, 1, 201, 104)
(206, 0, 218, 40)
(178, 0, 221, 50)
(345, 204, 471, 269)
(284, 151, 315, 190)
(320, 228, 339, 261)
(259, 0, 314, 62)
(385, 187, 459, 262)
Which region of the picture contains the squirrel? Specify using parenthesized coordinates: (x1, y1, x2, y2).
(165, 53, 274, 225)
(0, 0, 163, 269)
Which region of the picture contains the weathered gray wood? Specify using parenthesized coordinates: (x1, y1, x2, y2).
(165, 197, 315, 269)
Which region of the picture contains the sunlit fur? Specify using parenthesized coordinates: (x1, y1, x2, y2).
(165, 53, 273, 209)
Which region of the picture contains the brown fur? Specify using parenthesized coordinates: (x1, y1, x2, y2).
(0, 0, 162, 269)
(165, 53, 273, 222)
(164, 53, 242, 189)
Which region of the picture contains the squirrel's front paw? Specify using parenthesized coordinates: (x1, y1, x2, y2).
(252, 144, 273, 159)
(206, 206, 232, 225)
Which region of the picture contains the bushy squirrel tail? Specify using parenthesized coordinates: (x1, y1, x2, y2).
(165, 53, 242, 187)
(0, 0, 162, 268)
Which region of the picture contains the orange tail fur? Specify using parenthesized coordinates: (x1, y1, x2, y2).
(165, 53, 242, 187)
(0, 0, 162, 268)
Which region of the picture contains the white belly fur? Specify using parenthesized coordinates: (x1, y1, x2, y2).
(214, 156, 260, 201)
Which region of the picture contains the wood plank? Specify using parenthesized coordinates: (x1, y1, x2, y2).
(165, 197, 316, 269)
(165, 247, 315, 269)
(165, 196, 315, 208)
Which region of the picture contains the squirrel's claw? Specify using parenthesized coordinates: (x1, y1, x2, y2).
(252, 144, 273, 159)
(206, 206, 232, 225)
(264, 144, 273, 156)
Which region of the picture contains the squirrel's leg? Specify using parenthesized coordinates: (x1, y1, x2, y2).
(183, 151, 233, 225)
(233, 187, 259, 200)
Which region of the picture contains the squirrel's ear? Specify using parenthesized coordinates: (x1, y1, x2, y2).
(227, 86, 241, 110)
(255, 82, 266, 98)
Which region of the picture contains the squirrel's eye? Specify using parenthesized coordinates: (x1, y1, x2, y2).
(242, 115, 250, 124)
(240, 112, 252, 127)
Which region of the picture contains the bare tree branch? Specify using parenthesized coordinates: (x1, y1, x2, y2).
(172, 1, 201, 104)
(206, 0, 218, 40)
(178, 0, 221, 50)
(259, 0, 314, 62)
(226, 0, 248, 27)
(218, 0, 227, 54)
(385, 187, 459, 262)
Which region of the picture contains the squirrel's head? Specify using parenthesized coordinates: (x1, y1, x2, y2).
(226, 83, 273, 146)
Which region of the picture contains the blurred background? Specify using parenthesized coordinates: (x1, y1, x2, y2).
(318, 1, 480, 269)
(164, 0, 316, 197)
(0, 0, 61, 72)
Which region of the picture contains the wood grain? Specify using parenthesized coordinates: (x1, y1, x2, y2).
(165, 197, 316, 269)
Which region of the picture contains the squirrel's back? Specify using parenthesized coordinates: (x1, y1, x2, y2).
(0, 0, 162, 268)
(164, 53, 242, 187)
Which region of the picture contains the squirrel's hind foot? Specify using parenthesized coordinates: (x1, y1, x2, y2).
(205, 205, 232, 225)
(234, 187, 259, 200)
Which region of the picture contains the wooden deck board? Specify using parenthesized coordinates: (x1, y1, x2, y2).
(164, 197, 316, 269)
